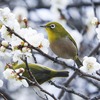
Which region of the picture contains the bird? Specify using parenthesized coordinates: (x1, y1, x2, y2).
(41, 22, 82, 68)
(13, 63, 69, 84)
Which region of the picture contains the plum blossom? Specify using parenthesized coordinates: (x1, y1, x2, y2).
(3, 68, 29, 87)
(80, 56, 100, 74)
(1, 40, 9, 47)
(0, 80, 3, 87)
(13, 7, 28, 20)
(17, 27, 49, 53)
(11, 50, 32, 64)
(0, 7, 49, 65)
(0, 7, 20, 32)
(51, 0, 70, 9)
(91, 17, 98, 25)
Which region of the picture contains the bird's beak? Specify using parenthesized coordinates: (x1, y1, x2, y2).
(40, 25, 46, 28)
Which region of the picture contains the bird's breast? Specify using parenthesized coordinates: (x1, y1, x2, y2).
(50, 37, 77, 59)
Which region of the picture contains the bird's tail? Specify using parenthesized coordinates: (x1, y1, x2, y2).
(74, 56, 83, 68)
(55, 71, 69, 77)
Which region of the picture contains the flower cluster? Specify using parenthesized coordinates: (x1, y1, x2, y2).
(3, 67, 29, 87)
(80, 56, 100, 75)
(0, 7, 49, 63)
(0, 7, 50, 87)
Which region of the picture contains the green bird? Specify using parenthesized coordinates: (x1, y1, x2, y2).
(41, 22, 82, 67)
(13, 63, 69, 84)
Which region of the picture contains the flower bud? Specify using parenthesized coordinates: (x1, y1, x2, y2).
(0, 46, 6, 52)
(1, 40, 9, 47)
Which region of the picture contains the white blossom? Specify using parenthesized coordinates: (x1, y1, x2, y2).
(40, 38, 49, 54)
(0, 25, 11, 42)
(1, 40, 9, 47)
(3, 68, 15, 79)
(21, 79, 29, 87)
(51, 0, 70, 9)
(18, 28, 49, 53)
(91, 17, 98, 25)
(0, 46, 6, 52)
(80, 56, 100, 74)
(0, 80, 3, 87)
(13, 7, 28, 20)
(3, 68, 29, 87)
(10, 34, 24, 49)
(0, 7, 20, 33)
(12, 50, 32, 63)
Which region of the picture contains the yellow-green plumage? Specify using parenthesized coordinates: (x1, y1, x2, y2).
(41, 22, 82, 67)
(13, 63, 69, 84)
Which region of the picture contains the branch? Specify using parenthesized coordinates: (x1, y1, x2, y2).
(22, 56, 36, 81)
(67, 2, 100, 9)
(50, 81, 89, 100)
(31, 49, 37, 63)
(91, 0, 97, 17)
(22, 56, 57, 100)
(0, 89, 13, 100)
(6, 26, 100, 81)
(90, 94, 100, 100)
(82, 77, 100, 90)
(88, 43, 100, 56)
(58, 71, 77, 99)
(0, 93, 7, 100)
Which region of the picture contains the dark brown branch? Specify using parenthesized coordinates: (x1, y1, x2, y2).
(6, 26, 100, 81)
(50, 81, 89, 100)
(0, 89, 13, 100)
(82, 77, 100, 90)
(0, 93, 7, 100)
(22, 56, 36, 81)
(78, 69, 100, 81)
(90, 94, 100, 100)
(23, 56, 57, 100)
(67, 2, 100, 9)
(91, 0, 97, 17)
(58, 71, 77, 99)
(31, 49, 37, 63)
(89, 42, 100, 56)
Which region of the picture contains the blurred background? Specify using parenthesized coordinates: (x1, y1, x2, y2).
(0, 0, 100, 100)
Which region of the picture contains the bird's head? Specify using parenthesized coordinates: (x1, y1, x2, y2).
(41, 22, 66, 42)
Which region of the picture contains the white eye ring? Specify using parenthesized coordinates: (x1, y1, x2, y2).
(50, 24, 55, 29)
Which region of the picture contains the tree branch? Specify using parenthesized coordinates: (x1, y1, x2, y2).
(6, 26, 100, 81)
(50, 81, 89, 100)
(22, 56, 57, 100)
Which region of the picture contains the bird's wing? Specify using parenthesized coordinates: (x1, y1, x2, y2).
(67, 33, 78, 50)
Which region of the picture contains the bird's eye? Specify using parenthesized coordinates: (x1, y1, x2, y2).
(50, 24, 55, 29)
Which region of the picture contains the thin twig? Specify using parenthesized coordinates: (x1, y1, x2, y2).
(89, 43, 100, 56)
(66, 2, 100, 9)
(50, 81, 89, 100)
(91, 0, 97, 17)
(31, 49, 37, 63)
(58, 71, 77, 99)
(0, 93, 8, 100)
(82, 77, 100, 90)
(0, 89, 13, 100)
(33, 89, 48, 100)
(90, 94, 100, 100)
(22, 56, 36, 81)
